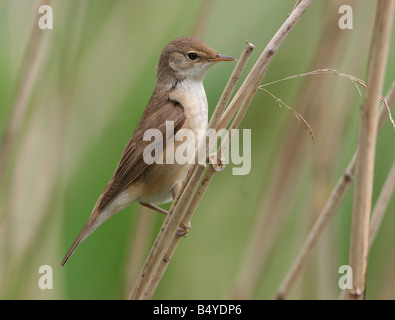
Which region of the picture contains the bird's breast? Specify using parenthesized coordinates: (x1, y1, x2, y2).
(170, 78, 208, 137)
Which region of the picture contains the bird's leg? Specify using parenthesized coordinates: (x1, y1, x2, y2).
(140, 202, 190, 236)
(171, 183, 191, 237)
(140, 202, 168, 215)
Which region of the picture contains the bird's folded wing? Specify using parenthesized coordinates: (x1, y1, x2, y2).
(97, 100, 185, 211)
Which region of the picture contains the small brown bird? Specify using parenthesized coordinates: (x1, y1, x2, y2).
(61, 36, 235, 266)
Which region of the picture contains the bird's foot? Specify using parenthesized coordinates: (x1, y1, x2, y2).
(176, 222, 191, 237)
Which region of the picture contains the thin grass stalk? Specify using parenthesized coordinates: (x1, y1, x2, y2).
(170, 42, 254, 210)
(217, 0, 313, 130)
(275, 80, 395, 300)
(275, 155, 356, 300)
(369, 161, 395, 248)
(345, 0, 394, 300)
(149, 94, 258, 293)
(181, 84, 259, 226)
(156, 84, 259, 286)
(209, 42, 255, 132)
(129, 0, 316, 300)
(171, 41, 259, 217)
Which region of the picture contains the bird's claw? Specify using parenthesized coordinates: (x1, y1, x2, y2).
(176, 222, 191, 237)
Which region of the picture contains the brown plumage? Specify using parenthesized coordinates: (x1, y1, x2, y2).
(60, 36, 235, 266)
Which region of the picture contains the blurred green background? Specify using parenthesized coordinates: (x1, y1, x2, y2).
(0, 0, 394, 299)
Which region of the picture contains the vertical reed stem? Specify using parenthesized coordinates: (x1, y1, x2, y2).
(345, 0, 394, 300)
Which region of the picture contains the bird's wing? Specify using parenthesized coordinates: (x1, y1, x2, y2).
(97, 99, 186, 211)
(60, 98, 185, 267)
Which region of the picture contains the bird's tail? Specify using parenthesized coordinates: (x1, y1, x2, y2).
(60, 201, 112, 266)
(60, 220, 95, 267)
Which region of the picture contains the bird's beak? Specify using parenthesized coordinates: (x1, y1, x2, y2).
(210, 54, 237, 62)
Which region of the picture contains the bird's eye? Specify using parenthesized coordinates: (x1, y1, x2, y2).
(187, 52, 198, 60)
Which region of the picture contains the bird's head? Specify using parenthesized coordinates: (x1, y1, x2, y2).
(157, 36, 235, 82)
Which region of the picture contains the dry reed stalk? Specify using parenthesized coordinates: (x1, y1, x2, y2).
(275, 157, 356, 300)
(129, 0, 315, 300)
(345, 0, 394, 300)
(190, 0, 216, 38)
(275, 80, 395, 300)
(170, 76, 259, 261)
(338, 159, 395, 300)
(0, 0, 51, 183)
(123, 206, 156, 296)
